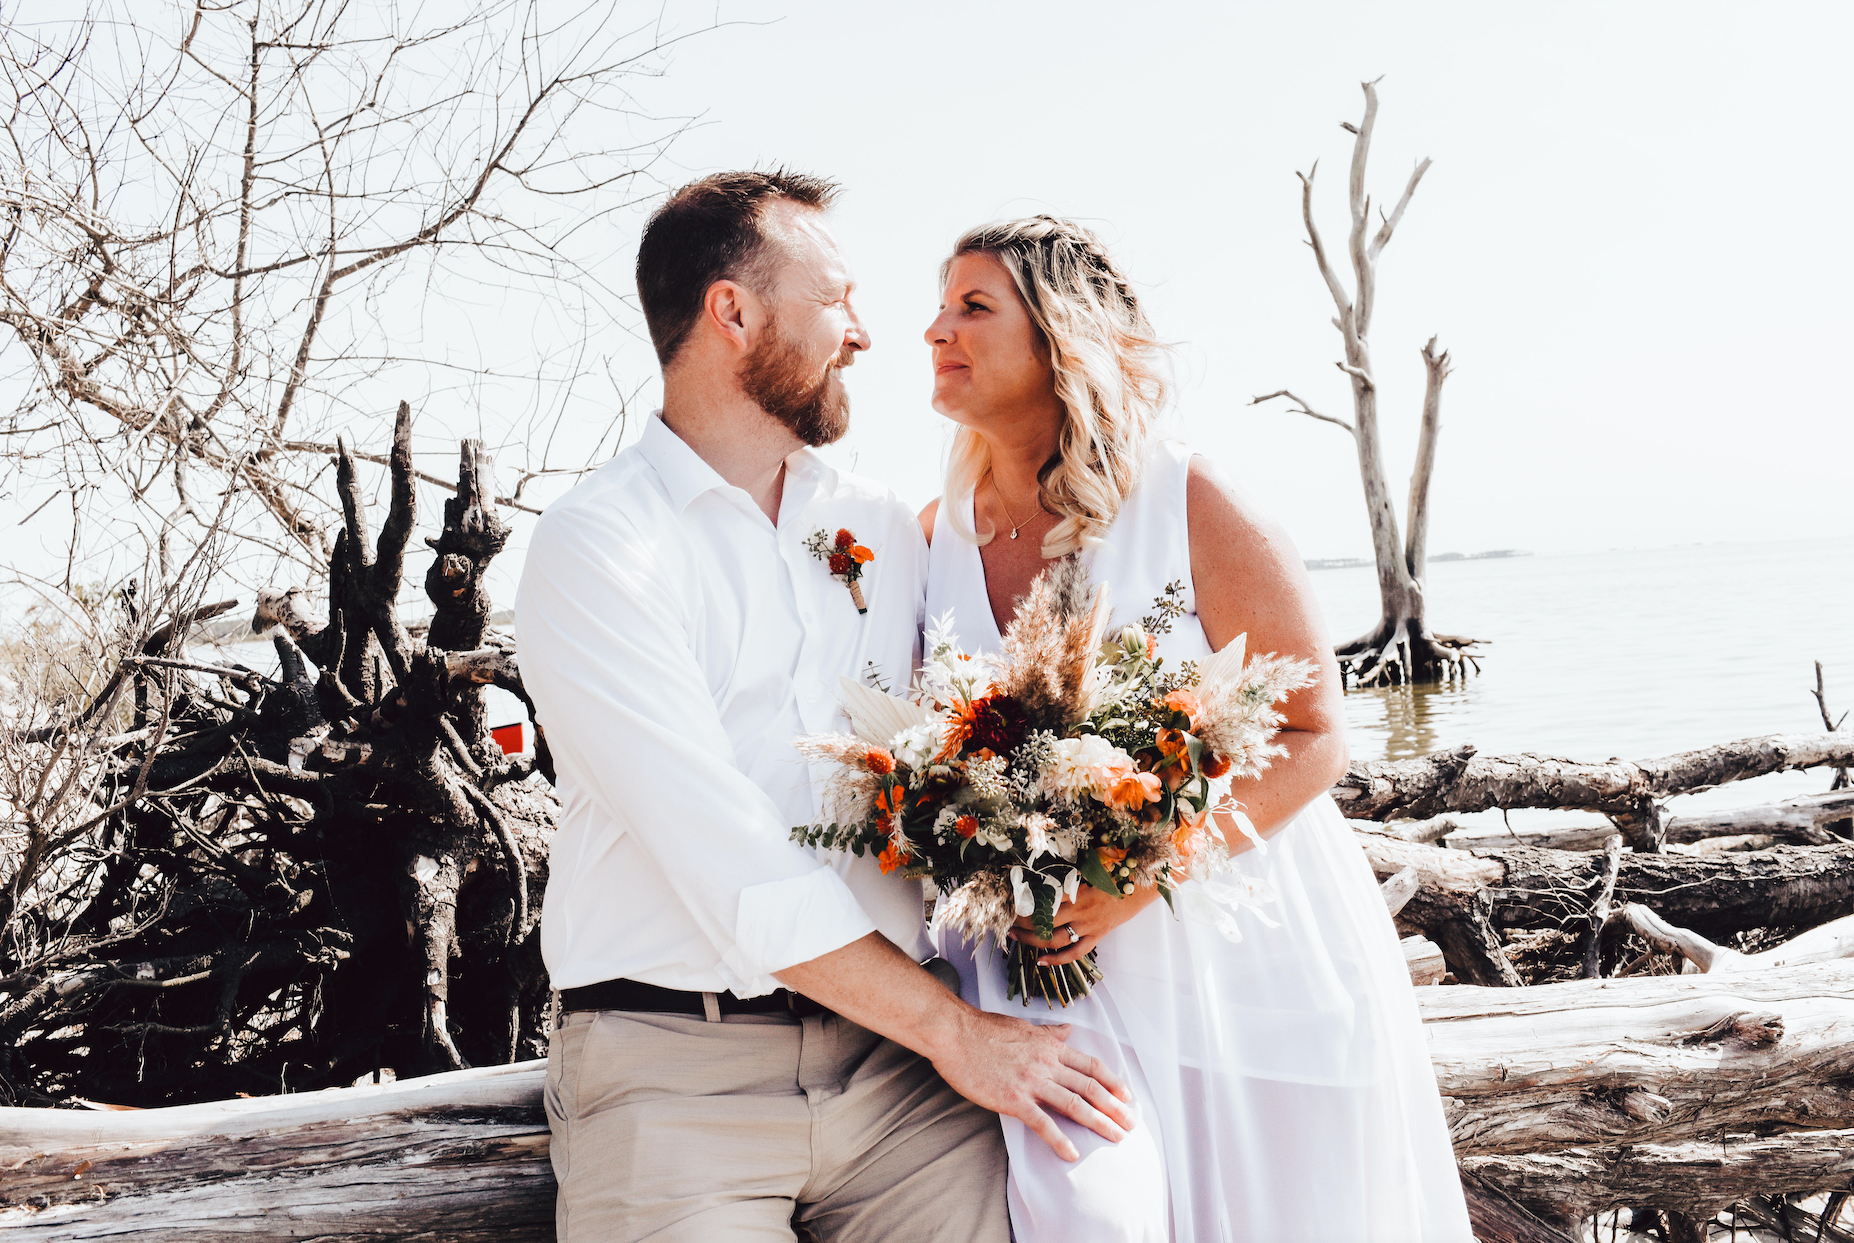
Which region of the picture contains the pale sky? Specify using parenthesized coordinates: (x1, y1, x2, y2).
(6, 0, 1851, 615)
(476, 0, 1854, 606)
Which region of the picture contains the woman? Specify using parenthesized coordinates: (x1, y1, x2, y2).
(920, 216, 1472, 1242)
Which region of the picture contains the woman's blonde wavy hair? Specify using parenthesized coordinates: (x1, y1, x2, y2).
(941, 215, 1169, 557)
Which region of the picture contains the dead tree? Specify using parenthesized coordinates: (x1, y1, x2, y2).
(0, 405, 554, 1109)
(0, 2, 669, 591)
(1254, 79, 1483, 686)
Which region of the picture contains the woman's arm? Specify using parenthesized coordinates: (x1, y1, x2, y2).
(1186, 453, 1350, 845)
(1014, 455, 1351, 966)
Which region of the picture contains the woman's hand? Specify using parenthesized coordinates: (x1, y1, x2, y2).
(1010, 883, 1163, 967)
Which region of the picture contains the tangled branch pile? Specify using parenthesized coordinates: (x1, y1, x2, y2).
(1346, 714, 1854, 1240)
(1, 408, 552, 1107)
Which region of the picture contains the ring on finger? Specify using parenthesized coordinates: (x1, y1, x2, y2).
(1065, 925, 1081, 945)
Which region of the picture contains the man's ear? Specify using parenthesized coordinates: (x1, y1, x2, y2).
(701, 279, 760, 355)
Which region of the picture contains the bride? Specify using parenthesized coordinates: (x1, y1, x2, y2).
(919, 216, 1472, 1242)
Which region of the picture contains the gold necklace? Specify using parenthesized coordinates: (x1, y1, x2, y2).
(993, 478, 1037, 541)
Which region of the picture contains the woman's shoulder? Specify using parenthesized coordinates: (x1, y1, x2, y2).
(918, 496, 941, 546)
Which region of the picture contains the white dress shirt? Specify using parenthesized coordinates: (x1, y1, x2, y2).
(517, 412, 932, 996)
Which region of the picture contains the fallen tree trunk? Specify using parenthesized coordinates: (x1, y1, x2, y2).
(1377, 788, 1854, 852)
(1662, 788, 1854, 844)
(1608, 905, 1854, 976)
(1422, 959, 1854, 1156)
(1461, 1128, 1854, 1228)
(1334, 733, 1854, 849)
(0, 1061, 553, 1239)
(1357, 826, 1854, 982)
(7, 960, 1854, 1235)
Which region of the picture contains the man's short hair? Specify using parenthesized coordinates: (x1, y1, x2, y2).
(636, 169, 839, 367)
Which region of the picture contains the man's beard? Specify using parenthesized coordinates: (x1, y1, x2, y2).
(739, 321, 850, 448)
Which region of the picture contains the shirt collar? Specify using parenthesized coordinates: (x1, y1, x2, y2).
(637, 412, 729, 513)
(638, 411, 837, 517)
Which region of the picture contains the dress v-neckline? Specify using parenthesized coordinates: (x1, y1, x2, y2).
(961, 489, 1017, 647)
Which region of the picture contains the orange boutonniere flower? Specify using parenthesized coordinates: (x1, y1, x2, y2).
(805, 526, 875, 614)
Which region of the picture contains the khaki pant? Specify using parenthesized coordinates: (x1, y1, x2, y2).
(545, 1004, 1009, 1242)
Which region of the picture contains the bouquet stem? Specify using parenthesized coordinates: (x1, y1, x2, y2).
(1005, 941, 1103, 1007)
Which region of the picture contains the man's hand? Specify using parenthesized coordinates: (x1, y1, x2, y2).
(1010, 883, 1163, 967)
(776, 932, 1134, 1161)
(926, 1006, 1133, 1162)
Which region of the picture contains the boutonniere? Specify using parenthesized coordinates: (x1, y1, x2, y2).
(805, 526, 875, 614)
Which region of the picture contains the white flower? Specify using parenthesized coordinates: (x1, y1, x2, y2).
(1009, 865, 1035, 918)
(889, 722, 939, 770)
(1041, 734, 1135, 800)
(1023, 813, 1054, 863)
(917, 611, 993, 705)
(1061, 868, 1082, 904)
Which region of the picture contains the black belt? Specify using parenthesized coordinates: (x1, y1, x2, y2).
(559, 977, 830, 1019)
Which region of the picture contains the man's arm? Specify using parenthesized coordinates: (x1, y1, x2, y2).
(518, 506, 876, 992)
(776, 934, 1134, 1162)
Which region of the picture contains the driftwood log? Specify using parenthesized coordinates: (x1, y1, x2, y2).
(1358, 825, 1854, 986)
(1335, 733, 1854, 850)
(0, 1061, 552, 1239)
(1462, 1130, 1854, 1228)
(8, 959, 1854, 1236)
(1426, 959, 1854, 1155)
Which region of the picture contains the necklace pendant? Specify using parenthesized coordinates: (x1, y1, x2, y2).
(1009, 528, 1019, 540)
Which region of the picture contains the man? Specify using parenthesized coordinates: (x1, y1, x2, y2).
(517, 170, 1133, 1242)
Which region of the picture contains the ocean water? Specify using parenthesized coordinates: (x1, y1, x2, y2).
(1305, 537, 1854, 817)
(209, 538, 1851, 819)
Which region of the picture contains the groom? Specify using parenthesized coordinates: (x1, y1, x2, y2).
(517, 170, 1133, 1242)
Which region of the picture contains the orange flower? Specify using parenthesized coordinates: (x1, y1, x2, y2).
(1160, 688, 1201, 723)
(1102, 770, 1163, 811)
(851, 545, 874, 564)
(955, 814, 979, 839)
(1145, 634, 1159, 661)
(1201, 752, 1232, 779)
(834, 528, 855, 550)
(1173, 807, 1210, 863)
(865, 747, 895, 775)
(1155, 727, 1190, 763)
(828, 552, 852, 575)
(1096, 844, 1128, 869)
(935, 699, 978, 761)
(878, 840, 911, 874)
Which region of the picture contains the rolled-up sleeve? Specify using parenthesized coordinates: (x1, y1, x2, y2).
(516, 506, 876, 992)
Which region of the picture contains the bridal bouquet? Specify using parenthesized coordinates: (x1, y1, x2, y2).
(792, 559, 1317, 1006)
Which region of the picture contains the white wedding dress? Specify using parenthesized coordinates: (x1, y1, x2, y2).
(926, 439, 1473, 1243)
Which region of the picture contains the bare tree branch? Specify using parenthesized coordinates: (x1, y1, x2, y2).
(1251, 389, 1355, 436)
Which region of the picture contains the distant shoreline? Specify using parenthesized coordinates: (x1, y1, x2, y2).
(1304, 550, 1533, 572)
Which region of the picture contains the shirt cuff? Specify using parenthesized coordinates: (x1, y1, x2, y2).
(720, 865, 878, 998)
